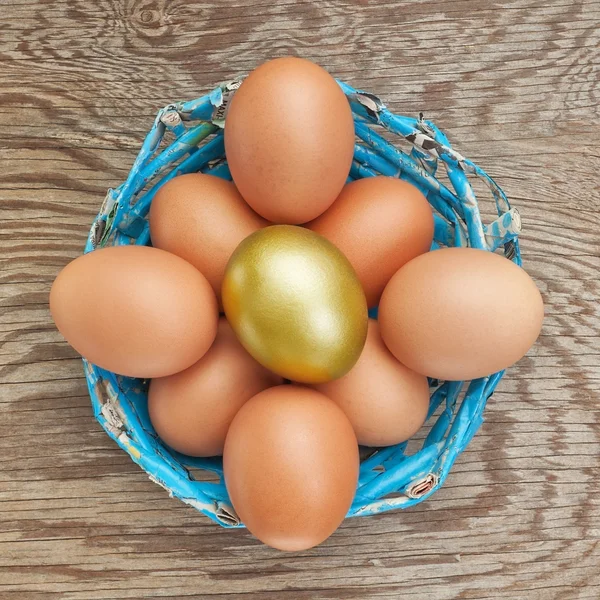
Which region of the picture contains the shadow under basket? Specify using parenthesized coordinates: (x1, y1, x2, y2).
(83, 78, 523, 527)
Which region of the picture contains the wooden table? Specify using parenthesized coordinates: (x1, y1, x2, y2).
(2, 1, 599, 598)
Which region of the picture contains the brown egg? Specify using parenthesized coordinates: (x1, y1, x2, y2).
(49, 245, 218, 378)
(308, 177, 434, 307)
(148, 318, 283, 457)
(313, 320, 430, 446)
(149, 173, 268, 304)
(379, 247, 545, 381)
(224, 385, 359, 551)
(224, 57, 355, 224)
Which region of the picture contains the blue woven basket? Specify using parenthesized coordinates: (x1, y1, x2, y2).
(83, 77, 523, 527)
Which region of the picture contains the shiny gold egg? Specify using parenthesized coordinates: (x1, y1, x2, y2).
(222, 225, 368, 384)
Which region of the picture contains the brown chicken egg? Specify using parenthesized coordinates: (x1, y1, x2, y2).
(49, 245, 218, 378)
(224, 57, 355, 224)
(148, 318, 283, 457)
(379, 247, 545, 381)
(313, 319, 430, 447)
(149, 173, 268, 304)
(308, 177, 434, 307)
(224, 385, 359, 551)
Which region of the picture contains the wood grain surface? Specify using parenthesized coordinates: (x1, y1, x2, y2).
(1, 0, 599, 598)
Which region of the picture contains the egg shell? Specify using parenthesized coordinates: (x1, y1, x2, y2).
(222, 225, 368, 384)
(149, 173, 268, 304)
(307, 177, 434, 307)
(224, 57, 355, 224)
(148, 318, 283, 457)
(313, 319, 430, 446)
(49, 245, 218, 378)
(379, 247, 545, 381)
(223, 385, 359, 551)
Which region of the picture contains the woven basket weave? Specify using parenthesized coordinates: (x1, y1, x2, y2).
(83, 77, 523, 527)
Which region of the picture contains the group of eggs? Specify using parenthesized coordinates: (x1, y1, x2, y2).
(50, 57, 544, 551)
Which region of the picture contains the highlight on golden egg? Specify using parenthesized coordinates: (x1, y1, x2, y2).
(222, 225, 368, 384)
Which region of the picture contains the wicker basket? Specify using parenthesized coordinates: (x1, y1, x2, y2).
(83, 77, 523, 527)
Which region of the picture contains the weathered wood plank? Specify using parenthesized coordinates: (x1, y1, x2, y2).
(1, 0, 599, 598)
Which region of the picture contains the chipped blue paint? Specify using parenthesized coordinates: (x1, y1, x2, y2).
(84, 79, 522, 527)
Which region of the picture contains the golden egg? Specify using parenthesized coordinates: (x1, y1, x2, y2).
(222, 225, 368, 384)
